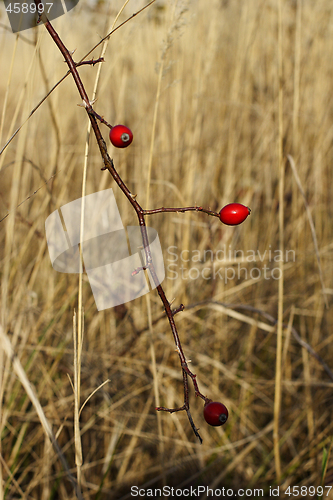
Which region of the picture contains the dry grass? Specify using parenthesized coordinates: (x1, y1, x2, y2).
(0, 0, 333, 498)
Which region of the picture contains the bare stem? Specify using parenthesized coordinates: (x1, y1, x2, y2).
(75, 57, 105, 67)
(35, 1, 210, 443)
(143, 206, 220, 217)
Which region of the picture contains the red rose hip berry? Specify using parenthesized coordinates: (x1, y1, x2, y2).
(109, 125, 133, 148)
(204, 401, 228, 426)
(219, 203, 250, 226)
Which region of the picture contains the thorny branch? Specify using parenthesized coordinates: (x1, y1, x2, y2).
(34, 0, 209, 443)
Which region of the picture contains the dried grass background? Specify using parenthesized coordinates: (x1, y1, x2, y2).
(0, 0, 333, 498)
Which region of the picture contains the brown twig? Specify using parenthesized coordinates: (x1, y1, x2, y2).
(34, 0, 208, 442)
(75, 57, 104, 67)
(143, 206, 220, 218)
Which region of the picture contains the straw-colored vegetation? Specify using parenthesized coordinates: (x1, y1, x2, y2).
(0, 0, 333, 498)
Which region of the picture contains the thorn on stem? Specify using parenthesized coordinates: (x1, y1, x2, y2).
(131, 266, 147, 276)
(172, 303, 185, 316)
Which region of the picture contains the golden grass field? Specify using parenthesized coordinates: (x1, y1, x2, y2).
(0, 0, 333, 498)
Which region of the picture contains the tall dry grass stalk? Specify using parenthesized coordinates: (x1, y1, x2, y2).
(273, 0, 285, 482)
(0, 0, 333, 497)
